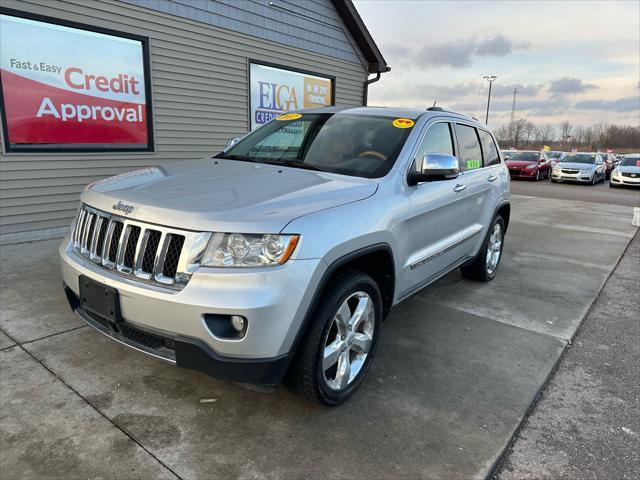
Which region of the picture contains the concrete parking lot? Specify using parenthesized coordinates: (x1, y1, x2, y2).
(1, 187, 638, 479)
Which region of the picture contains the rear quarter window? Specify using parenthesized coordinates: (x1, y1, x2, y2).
(478, 130, 501, 166)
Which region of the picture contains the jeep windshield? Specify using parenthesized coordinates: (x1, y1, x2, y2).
(217, 113, 414, 178)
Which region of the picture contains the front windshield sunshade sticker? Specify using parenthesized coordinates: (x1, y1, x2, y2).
(275, 113, 302, 121)
(392, 118, 414, 128)
(466, 159, 481, 169)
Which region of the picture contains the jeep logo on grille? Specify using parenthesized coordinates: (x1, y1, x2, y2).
(113, 201, 135, 215)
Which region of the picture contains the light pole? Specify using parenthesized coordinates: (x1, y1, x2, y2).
(483, 75, 497, 124)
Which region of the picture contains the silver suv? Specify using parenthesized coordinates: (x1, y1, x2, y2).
(59, 107, 510, 405)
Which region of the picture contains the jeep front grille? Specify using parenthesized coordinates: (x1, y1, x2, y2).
(72, 204, 211, 290)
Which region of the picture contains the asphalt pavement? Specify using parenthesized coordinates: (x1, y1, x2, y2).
(510, 177, 640, 207)
(496, 231, 639, 480)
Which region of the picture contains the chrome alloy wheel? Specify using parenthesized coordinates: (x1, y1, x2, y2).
(322, 291, 375, 391)
(486, 223, 503, 275)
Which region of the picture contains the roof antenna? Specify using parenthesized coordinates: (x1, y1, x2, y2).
(432, 100, 437, 107)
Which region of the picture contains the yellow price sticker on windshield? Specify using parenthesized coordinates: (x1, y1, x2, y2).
(275, 113, 302, 121)
(392, 118, 414, 128)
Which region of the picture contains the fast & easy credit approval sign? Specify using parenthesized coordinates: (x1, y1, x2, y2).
(0, 13, 151, 151)
(249, 62, 333, 130)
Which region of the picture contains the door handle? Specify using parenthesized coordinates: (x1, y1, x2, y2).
(487, 175, 498, 182)
(453, 183, 467, 192)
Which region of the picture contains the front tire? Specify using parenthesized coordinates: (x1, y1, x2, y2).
(286, 269, 382, 406)
(461, 215, 505, 282)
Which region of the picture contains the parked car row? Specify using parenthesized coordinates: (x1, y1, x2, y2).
(504, 149, 639, 188)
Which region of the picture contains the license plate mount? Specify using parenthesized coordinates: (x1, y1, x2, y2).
(79, 275, 122, 323)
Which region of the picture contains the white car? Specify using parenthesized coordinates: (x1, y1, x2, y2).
(610, 154, 640, 188)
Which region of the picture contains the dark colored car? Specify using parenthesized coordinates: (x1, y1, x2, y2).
(546, 151, 565, 167)
(506, 151, 551, 181)
(598, 152, 615, 179)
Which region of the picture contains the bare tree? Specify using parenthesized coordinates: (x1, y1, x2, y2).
(560, 121, 573, 143)
(536, 124, 556, 144)
(510, 118, 530, 148)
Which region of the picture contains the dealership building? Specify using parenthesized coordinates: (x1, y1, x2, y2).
(0, 0, 388, 244)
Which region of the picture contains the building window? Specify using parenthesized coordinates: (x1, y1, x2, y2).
(249, 61, 334, 131)
(0, 11, 153, 152)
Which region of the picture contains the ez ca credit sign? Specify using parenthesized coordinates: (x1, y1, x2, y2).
(249, 62, 333, 130)
(0, 13, 151, 151)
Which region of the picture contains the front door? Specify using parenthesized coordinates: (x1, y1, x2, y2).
(398, 121, 473, 297)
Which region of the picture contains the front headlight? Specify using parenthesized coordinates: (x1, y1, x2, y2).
(580, 168, 593, 174)
(201, 233, 300, 267)
(612, 169, 621, 177)
(526, 164, 537, 169)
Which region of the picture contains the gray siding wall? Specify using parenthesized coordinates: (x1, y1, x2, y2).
(0, 0, 368, 243)
(120, 0, 368, 66)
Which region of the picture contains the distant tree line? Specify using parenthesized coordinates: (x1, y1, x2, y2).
(494, 120, 640, 152)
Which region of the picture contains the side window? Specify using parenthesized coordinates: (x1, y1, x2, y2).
(412, 122, 454, 171)
(478, 129, 500, 166)
(455, 124, 483, 171)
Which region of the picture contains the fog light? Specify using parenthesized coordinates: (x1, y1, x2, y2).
(231, 315, 246, 332)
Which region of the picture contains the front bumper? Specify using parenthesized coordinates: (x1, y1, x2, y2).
(610, 175, 640, 187)
(59, 237, 325, 384)
(508, 168, 538, 179)
(551, 170, 594, 183)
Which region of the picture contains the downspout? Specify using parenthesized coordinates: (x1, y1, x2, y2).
(363, 66, 390, 105)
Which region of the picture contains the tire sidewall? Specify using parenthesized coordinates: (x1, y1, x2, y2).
(314, 276, 382, 405)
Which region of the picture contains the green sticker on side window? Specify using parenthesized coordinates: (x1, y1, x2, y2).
(466, 159, 481, 169)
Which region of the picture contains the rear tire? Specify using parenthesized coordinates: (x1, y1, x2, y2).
(285, 269, 382, 406)
(461, 215, 505, 282)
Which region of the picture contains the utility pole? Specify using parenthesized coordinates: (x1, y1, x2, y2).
(483, 75, 497, 124)
(510, 88, 518, 125)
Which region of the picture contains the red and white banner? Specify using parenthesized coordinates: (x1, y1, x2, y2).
(0, 14, 149, 149)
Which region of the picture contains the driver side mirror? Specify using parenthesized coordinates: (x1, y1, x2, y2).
(407, 153, 460, 186)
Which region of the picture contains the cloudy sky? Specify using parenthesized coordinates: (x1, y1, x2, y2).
(354, 0, 640, 127)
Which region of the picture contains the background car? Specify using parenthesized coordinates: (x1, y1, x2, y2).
(547, 151, 565, 167)
(502, 149, 516, 161)
(598, 152, 616, 178)
(610, 154, 640, 188)
(551, 152, 606, 185)
(506, 150, 550, 180)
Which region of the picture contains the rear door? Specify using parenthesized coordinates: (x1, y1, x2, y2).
(454, 124, 503, 256)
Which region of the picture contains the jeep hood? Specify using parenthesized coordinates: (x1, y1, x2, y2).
(81, 158, 378, 233)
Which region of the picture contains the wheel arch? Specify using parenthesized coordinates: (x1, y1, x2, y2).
(288, 244, 395, 359)
(496, 202, 511, 230)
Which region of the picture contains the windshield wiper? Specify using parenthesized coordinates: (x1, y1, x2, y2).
(260, 159, 327, 172)
(215, 153, 254, 163)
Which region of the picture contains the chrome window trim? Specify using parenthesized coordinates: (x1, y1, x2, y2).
(403, 119, 457, 180)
